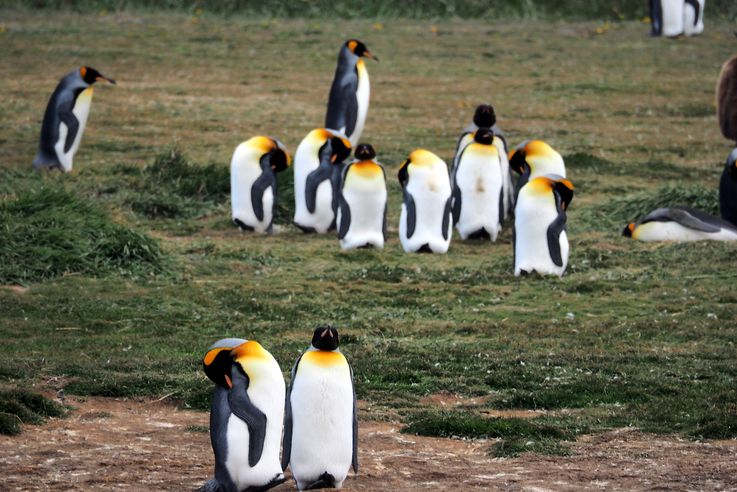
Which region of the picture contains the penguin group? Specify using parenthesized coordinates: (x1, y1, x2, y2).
(200, 328, 356, 492)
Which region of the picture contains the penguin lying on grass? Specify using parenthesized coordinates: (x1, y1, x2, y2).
(717, 41, 737, 227)
(623, 207, 737, 241)
(34, 66, 115, 172)
(200, 339, 286, 492)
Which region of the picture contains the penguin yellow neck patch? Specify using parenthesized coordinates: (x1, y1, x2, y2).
(232, 341, 270, 361)
(350, 161, 382, 178)
(303, 350, 345, 367)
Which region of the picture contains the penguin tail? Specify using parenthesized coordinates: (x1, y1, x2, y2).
(193, 478, 222, 492)
(417, 243, 433, 253)
(304, 472, 336, 490)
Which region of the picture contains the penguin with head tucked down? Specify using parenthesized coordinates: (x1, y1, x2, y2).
(337, 143, 387, 250)
(717, 43, 737, 227)
(398, 149, 452, 254)
(33, 66, 115, 172)
(325, 39, 377, 148)
(282, 326, 357, 491)
(514, 175, 574, 277)
(199, 338, 286, 492)
(231, 137, 291, 234)
(508, 140, 566, 195)
(293, 129, 352, 234)
(622, 207, 737, 242)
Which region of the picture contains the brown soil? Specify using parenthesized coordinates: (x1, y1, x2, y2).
(1, 396, 736, 491)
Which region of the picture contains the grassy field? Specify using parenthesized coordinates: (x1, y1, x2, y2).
(1, 10, 736, 455)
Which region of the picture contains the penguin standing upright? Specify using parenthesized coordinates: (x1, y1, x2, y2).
(451, 128, 504, 241)
(717, 45, 737, 226)
(293, 129, 352, 233)
(325, 39, 378, 147)
(231, 136, 291, 234)
(623, 207, 737, 241)
(200, 339, 286, 492)
(33, 67, 115, 172)
(514, 175, 574, 277)
(282, 327, 357, 491)
(650, 0, 685, 37)
(508, 140, 566, 195)
(337, 143, 387, 250)
(398, 149, 452, 254)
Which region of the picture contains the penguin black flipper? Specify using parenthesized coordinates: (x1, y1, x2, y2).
(58, 98, 81, 153)
(382, 203, 388, 242)
(442, 197, 452, 241)
(650, 0, 663, 35)
(325, 65, 359, 136)
(498, 186, 505, 225)
(451, 183, 462, 226)
(641, 207, 734, 233)
(305, 165, 333, 214)
(281, 354, 303, 471)
(350, 364, 358, 473)
(209, 385, 239, 492)
(546, 211, 567, 268)
(338, 194, 351, 240)
(403, 189, 417, 239)
(250, 170, 276, 223)
(228, 365, 268, 468)
(684, 0, 701, 26)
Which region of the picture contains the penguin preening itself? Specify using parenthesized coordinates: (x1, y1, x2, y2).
(337, 143, 387, 250)
(293, 129, 352, 234)
(451, 128, 504, 241)
(282, 326, 357, 491)
(34, 66, 115, 172)
(514, 175, 574, 277)
(200, 338, 286, 492)
(398, 149, 452, 254)
(622, 207, 737, 242)
(325, 39, 377, 147)
(231, 137, 291, 234)
(717, 44, 737, 227)
(508, 140, 566, 194)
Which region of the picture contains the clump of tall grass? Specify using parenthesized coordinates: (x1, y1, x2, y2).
(0, 389, 66, 436)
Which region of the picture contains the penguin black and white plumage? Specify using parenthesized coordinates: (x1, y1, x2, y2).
(514, 175, 574, 277)
(231, 137, 291, 234)
(717, 45, 737, 226)
(682, 0, 705, 36)
(508, 140, 566, 195)
(398, 149, 452, 254)
(622, 207, 737, 242)
(451, 128, 504, 241)
(337, 144, 387, 250)
(293, 129, 352, 234)
(33, 66, 115, 172)
(650, 0, 684, 37)
(200, 339, 286, 492)
(282, 327, 357, 491)
(325, 39, 377, 147)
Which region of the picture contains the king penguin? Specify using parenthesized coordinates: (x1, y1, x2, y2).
(337, 143, 388, 250)
(282, 326, 358, 491)
(33, 66, 115, 172)
(622, 207, 737, 242)
(231, 136, 291, 234)
(451, 128, 504, 241)
(325, 39, 378, 147)
(508, 140, 566, 196)
(717, 45, 737, 226)
(514, 175, 574, 277)
(649, 0, 685, 37)
(398, 149, 452, 254)
(293, 129, 352, 233)
(200, 338, 286, 492)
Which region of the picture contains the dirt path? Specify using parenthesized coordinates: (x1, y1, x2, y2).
(0, 396, 736, 491)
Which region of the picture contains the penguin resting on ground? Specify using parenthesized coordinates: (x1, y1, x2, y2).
(717, 43, 737, 226)
(293, 129, 352, 233)
(337, 143, 387, 250)
(451, 128, 504, 241)
(622, 206, 737, 241)
(514, 175, 574, 277)
(325, 39, 378, 147)
(282, 326, 358, 491)
(508, 140, 566, 197)
(231, 137, 291, 234)
(398, 149, 452, 254)
(200, 338, 286, 492)
(33, 66, 115, 172)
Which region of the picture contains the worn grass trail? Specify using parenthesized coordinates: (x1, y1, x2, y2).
(1, 11, 736, 454)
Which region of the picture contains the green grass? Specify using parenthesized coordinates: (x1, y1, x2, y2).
(0, 389, 66, 435)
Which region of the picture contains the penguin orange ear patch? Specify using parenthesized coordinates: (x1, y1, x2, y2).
(348, 40, 358, 52)
(80, 67, 87, 78)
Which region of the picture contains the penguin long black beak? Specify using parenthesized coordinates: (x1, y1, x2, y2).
(97, 75, 116, 85)
(364, 51, 379, 62)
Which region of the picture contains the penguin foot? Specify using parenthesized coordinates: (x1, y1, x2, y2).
(357, 243, 375, 249)
(194, 478, 223, 492)
(466, 228, 491, 240)
(303, 472, 336, 490)
(244, 473, 287, 492)
(294, 223, 317, 234)
(233, 218, 254, 232)
(417, 244, 433, 253)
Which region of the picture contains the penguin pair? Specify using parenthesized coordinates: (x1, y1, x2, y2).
(649, 0, 705, 37)
(717, 42, 737, 227)
(201, 328, 357, 492)
(34, 66, 115, 172)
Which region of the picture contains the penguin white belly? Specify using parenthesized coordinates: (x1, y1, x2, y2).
(661, 0, 685, 36)
(455, 152, 502, 241)
(55, 87, 93, 172)
(290, 362, 354, 489)
(683, 0, 704, 36)
(635, 222, 737, 242)
(400, 177, 451, 254)
(515, 202, 565, 276)
(231, 162, 273, 233)
(340, 179, 386, 250)
(302, 179, 335, 233)
(350, 62, 370, 147)
(293, 152, 328, 231)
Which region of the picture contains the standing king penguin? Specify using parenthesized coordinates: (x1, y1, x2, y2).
(337, 143, 388, 250)
(622, 207, 737, 241)
(282, 327, 358, 491)
(508, 140, 566, 196)
(200, 338, 286, 492)
(717, 41, 737, 226)
(514, 175, 574, 277)
(325, 39, 378, 147)
(230, 136, 291, 234)
(293, 129, 352, 233)
(34, 66, 115, 172)
(398, 149, 452, 253)
(452, 128, 504, 241)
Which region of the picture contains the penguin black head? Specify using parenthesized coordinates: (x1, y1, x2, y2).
(355, 143, 376, 161)
(622, 223, 635, 238)
(508, 147, 528, 175)
(265, 138, 291, 173)
(311, 326, 339, 352)
(203, 338, 247, 389)
(329, 135, 352, 164)
(346, 39, 378, 61)
(473, 104, 496, 129)
(552, 178, 574, 211)
(398, 158, 411, 188)
(80, 66, 116, 85)
(473, 128, 494, 145)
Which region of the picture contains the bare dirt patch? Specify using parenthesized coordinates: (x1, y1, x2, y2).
(1, 397, 735, 491)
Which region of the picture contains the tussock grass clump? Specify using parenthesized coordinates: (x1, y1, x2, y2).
(0, 389, 66, 436)
(0, 187, 164, 284)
